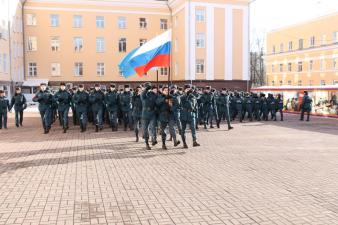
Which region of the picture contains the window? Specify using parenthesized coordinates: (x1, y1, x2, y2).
(287, 80, 292, 85)
(334, 58, 338, 70)
(333, 80, 338, 85)
(310, 36, 315, 47)
(139, 18, 147, 29)
(320, 80, 326, 86)
(299, 39, 304, 50)
(288, 41, 293, 51)
(160, 67, 168, 76)
(26, 14, 36, 26)
(279, 80, 283, 86)
(272, 64, 275, 72)
(196, 10, 205, 22)
(279, 63, 283, 72)
(272, 45, 276, 54)
(74, 62, 83, 76)
(333, 31, 338, 43)
(196, 59, 204, 74)
(51, 37, 59, 52)
(3, 54, 7, 73)
(139, 39, 147, 46)
(118, 17, 126, 29)
(50, 14, 59, 27)
(96, 16, 104, 28)
(280, 43, 284, 53)
(96, 63, 104, 76)
(74, 37, 83, 52)
(196, 33, 205, 48)
(288, 62, 292, 72)
(28, 62, 37, 76)
(96, 37, 105, 53)
(309, 60, 313, 71)
(51, 63, 60, 76)
(320, 59, 325, 71)
(73, 15, 83, 28)
(298, 61, 303, 72)
(321, 34, 326, 45)
(160, 19, 168, 30)
(271, 81, 275, 86)
(27, 36, 37, 51)
(297, 80, 302, 86)
(119, 38, 126, 52)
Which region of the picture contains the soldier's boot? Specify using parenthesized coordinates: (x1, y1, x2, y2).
(44, 128, 48, 134)
(135, 131, 139, 142)
(168, 136, 173, 141)
(145, 140, 151, 150)
(152, 140, 158, 146)
(63, 126, 67, 133)
(124, 125, 127, 131)
(216, 121, 220, 128)
(204, 123, 207, 129)
(162, 141, 167, 150)
(112, 125, 115, 132)
(174, 140, 181, 147)
(193, 141, 200, 147)
(196, 124, 199, 130)
(281, 115, 284, 121)
(16, 123, 19, 127)
(182, 137, 188, 149)
(210, 122, 214, 128)
(228, 126, 234, 130)
(95, 125, 99, 132)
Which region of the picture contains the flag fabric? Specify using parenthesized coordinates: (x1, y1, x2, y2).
(119, 30, 171, 77)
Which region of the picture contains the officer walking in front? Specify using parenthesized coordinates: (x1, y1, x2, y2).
(32, 83, 54, 134)
(0, 90, 10, 129)
(180, 84, 200, 148)
(300, 91, 312, 121)
(132, 86, 143, 142)
(119, 85, 133, 131)
(89, 84, 105, 132)
(54, 82, 72, 133)
(10, 87, 27, 127)
(105, 84, 120, 131)
(73, 84, 89, 132)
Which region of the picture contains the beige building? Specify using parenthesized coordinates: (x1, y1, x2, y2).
(22, 0, 250, 90)
(266, 12, 338, 87)
(0, 0, 24, 98)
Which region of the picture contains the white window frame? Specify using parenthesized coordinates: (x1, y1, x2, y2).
(96, 62, 104, 76)
(160, 67, 168, 76)
(27, 36, 37, 51)
(195, 10, 205, 22)
(119, 38, 126, 53)
(50, 14, 59, 27)
(309, 60, 313, 71)
(118, 17, 126, 29)
(51, 63, 60, 76)
(74, 62, 83, 76)
(139, 39, 147, 46)
(139, 18, 147, 29)
(196, 33, 205, 48)
(288, 62, 292, 72)
(96, 16, 104, 28)
(196, 59, 205, 74)
(333, 31, 338, 43)
(26, 14, 36, 26)
(74, 37, 83, 52)
(320, 80, 326, 86)
(73, 15, 83, 28)
(288, 41, 293, 51)
(280, 43, 284, 53)
(28, 62, 37, 77)
(96, 37, 105, 53)
(299, 39, 304, 50)
(310, 36, 315, 47)
(160, 19, 168, 30)
(279, 63, 283, 72)
(51, 36, 59, 52)
(298, 61, 303, 72)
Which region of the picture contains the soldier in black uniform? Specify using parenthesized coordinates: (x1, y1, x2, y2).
(276, 94, 284, 121)
(132, 86, 143, 142)
(33, 83, 54, 134)
(244, 93, 254, 121)
(10, 87, 27, 127)
(70, 87, 78, 125)
(216, 89, 233, 130)
(253, 93, 261, 121)
(89, 84, 105, 132)
(267, 94, 277, 121)
(260, 93, 269, 121)
(0, 90, 10, 129)
(105, 84, 120, 131)
(119, 85, 133, 131)
(54, 82, 72, 133)
(300, 91, 312, 121)
(73, 84, 89, 132)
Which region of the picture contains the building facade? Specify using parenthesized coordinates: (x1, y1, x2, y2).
(0, 0, 24, 98)
(266, 13, 338, 87)
(23, 0, 250, 90)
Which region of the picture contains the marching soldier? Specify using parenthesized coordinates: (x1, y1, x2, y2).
(54, 82, 72, 133)
(132, 86, 143, 142)
(180, 84, 200, 148)
(73, 84, 89, 132)
(70, 87, 78, 125)
(276, 94, 284, 121)
(169, 85, 182, 144)
(0, 90, 10, 129)
(260, 93, 269, 121)
(141, 82, 158, 150)
(300, 91, 312, 121)
(10, 87, 27, 127)
(268, 94, 277, 121)
(89, 84, 105, 132)
(233, 92, 243, 122)
(244, 93, 254, 121)
(201, 86, 217, 129)
(33, 83, 54, 134)
(216, 89, 233, 130)
(105, 84, 120, 131)
(253, 93, 261, 121)
(119, 85, 133, 131)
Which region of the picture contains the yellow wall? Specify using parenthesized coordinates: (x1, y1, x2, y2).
(266, 12, 338, 86)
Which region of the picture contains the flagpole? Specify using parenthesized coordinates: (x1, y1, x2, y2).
(156, 69, 159, 90)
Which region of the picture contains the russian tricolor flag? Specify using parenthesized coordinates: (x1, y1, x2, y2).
(119, 30, 171, 77)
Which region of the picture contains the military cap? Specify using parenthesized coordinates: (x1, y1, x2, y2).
(170, 84, 177, 89)
(78, 84, 84, 88)
(184, 84, 192, 90)
(60, 82, 66, 86)
(94, 83, 100, 87)
(205, 86, 211, 90)
(40, 83, 47, 86)
(178, 87, 183, 91)
(304, 91, 308, 95)
(0, 90, 4, 94)
(124, 84, 130, 88)
(110, 83, 116, 88)
(15, 87, 21, 90)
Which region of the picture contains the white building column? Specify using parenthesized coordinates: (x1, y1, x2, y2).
(206, 5, 214, 80)
(225, 5, 233, 80)
(242, 5, 249, 81)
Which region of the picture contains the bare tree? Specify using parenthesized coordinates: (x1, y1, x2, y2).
(250, 37, 266, 87)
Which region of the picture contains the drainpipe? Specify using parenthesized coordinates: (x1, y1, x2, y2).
(165, 1, 173, 85)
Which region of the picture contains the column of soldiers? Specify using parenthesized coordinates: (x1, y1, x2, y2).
(1, 83, 313, 148)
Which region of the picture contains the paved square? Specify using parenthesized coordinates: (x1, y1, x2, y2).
(0, 113, 337, 225)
